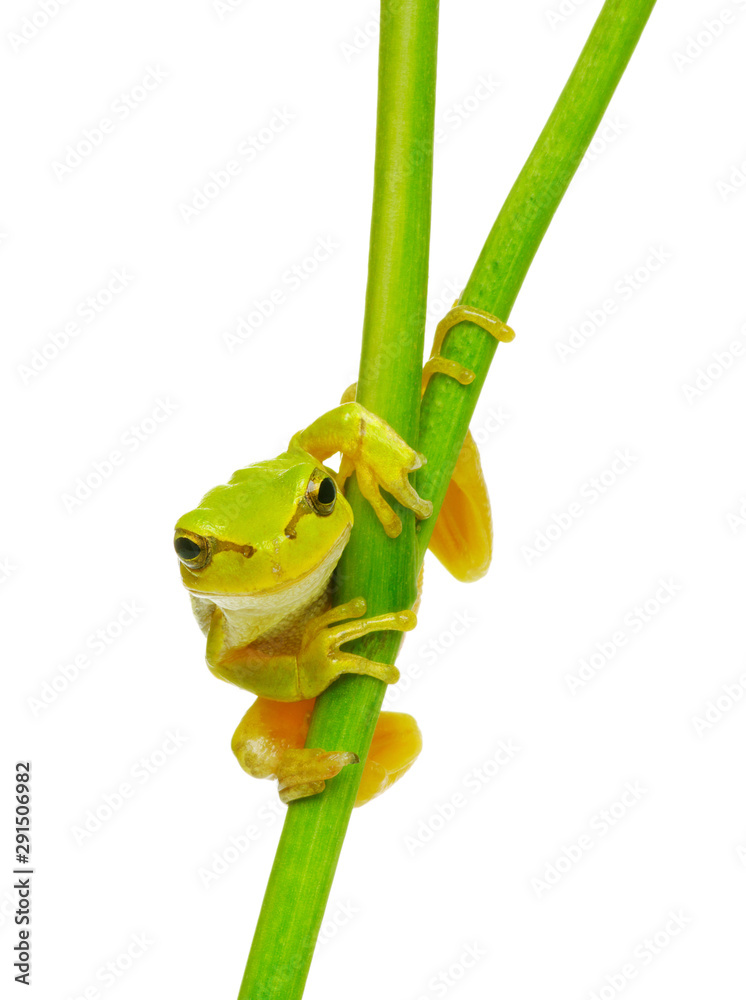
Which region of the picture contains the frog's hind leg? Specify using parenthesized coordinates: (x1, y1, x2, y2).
(231, 697, 358, 803)
(354, 710, 422, 807)
(423, 301, 514, 583)
(428, 429, 492, 583)
(231, 697, 421, 806)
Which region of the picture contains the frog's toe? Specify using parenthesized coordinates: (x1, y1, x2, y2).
(276, 748, 359, 802)
(391, 477, 432, 521)
(332, 652, 401, 685)
(279, 780, 326, 803)
(355, 465, 402, 537)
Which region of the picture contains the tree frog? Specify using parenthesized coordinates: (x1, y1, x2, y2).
(174, 398, 493, 806)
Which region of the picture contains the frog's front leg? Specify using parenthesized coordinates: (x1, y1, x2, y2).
(297, 596, 414, 695)
(205, 598, 415, 699)
(290, 402, 432, 538)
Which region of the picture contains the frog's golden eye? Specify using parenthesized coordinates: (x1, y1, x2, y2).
(307, 475, 337, 516)
(174, 531, 211, 570)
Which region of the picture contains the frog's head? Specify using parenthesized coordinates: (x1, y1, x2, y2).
(173, 451, 352, 602)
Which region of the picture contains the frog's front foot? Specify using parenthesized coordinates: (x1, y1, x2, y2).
(292, 402, 433, 538)
(335, 409, 432, 538)
(298, 597, 415, 696)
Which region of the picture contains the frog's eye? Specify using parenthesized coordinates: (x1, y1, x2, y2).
(307, 475, 337, 516)
(174, 531, 211, 570)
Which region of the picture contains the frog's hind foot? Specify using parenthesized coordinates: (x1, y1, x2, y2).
(231, 697, 421, 806)
(276, 748, 359, 803)
(231, 697, 358, 804)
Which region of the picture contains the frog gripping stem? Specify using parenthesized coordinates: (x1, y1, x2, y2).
(422, 302, 516, 391)
(234, 0, 658, 994)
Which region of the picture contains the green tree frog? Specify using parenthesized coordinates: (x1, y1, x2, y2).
(174, 398, 492, 806)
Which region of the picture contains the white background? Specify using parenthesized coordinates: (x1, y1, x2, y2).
(3, 1, 746, 998)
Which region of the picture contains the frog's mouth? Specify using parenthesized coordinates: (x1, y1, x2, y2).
(182, 522, 351, 610)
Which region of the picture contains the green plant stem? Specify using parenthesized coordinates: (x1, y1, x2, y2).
(416, 0, 657, 554)
(236, 1, 656, 997)
(236, 2, 440, 997)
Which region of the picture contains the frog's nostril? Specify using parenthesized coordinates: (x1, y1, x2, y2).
(174, 532, 211, 569)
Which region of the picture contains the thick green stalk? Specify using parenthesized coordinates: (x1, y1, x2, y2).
(236, 2, 440, 997)
(236, 1, 656, 997)
(416, 0, 657, 554)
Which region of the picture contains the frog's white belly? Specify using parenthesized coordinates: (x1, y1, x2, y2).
(186, 533, 347, 650)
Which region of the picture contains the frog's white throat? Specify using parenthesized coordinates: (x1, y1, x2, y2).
(186, 530, 348, 649)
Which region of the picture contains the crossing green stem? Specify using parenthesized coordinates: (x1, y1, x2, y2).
(416, 0, 657, 547)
